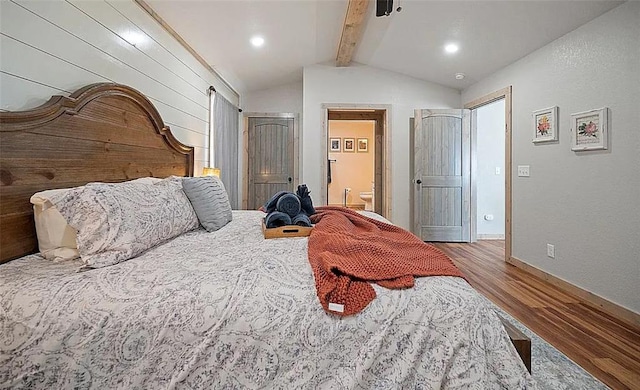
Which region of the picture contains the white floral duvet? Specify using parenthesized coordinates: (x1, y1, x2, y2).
(0, 211, 536, 389)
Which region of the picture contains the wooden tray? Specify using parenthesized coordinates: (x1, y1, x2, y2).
(262, 220, 313, 239)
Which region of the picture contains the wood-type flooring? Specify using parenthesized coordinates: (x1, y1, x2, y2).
(433, 240, 640, 390)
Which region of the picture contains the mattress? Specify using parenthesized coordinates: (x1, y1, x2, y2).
(0, 211, 535, 389)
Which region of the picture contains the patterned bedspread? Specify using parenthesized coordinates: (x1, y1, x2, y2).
(0, 211, 536, 389)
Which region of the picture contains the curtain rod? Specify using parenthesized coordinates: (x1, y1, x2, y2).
(210, 86, 242, 112)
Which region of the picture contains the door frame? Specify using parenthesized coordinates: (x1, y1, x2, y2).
(241, 112, 300, 210)
(320, 104, 392, 219)
(464, 86, 513, 262)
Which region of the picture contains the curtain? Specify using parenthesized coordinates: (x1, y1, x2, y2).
(213, 93, 239, 209)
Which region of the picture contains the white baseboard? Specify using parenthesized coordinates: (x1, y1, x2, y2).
(478, 234, 505, 240)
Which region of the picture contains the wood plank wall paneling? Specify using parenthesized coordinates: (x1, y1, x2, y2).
(434, 241, 640, 390)
(0, 0, 240, 175)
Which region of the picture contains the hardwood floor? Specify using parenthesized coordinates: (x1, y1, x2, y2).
(433, 240, 640, 390)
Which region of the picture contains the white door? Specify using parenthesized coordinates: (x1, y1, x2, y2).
(413, 109, 471, 242)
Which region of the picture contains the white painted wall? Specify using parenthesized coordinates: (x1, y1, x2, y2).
(242, 81, 303, 115)
(0, 0, 239, 175)
(476, 99, 505, 237)
(303, 63, 461, 229)
(463, 1, 640, 313)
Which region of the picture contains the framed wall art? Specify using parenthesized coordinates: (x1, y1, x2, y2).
(532, 106, 558, 143)
(344, 138, 355, 152)
(329, 137, 341, 152)
(570, 108, 608, 151)
(357, 138, 368, 152)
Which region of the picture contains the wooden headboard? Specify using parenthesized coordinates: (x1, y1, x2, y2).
(0, 83, 195, 263)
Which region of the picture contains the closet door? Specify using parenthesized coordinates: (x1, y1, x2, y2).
(247, 117, 295, 210)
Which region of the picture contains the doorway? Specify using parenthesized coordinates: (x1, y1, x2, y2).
(465, 86, 513, 262)
(321, 107, 390, 217)
(472, 99, 506, 240)
(411, 87, 511, 251)
(328, 120, 376, 210)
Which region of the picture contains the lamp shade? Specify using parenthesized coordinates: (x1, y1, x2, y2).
(202, 167, 221, 177)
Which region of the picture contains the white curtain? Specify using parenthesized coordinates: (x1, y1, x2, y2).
(213, 92, 239, 209)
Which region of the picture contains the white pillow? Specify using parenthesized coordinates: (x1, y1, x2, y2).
(30, 177, 162, 262)
(53, 177, 198, 269)
(32, 191, 80, 262)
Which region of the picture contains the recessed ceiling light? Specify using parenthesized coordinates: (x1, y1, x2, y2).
(444, 43, 459, 54)
(250, 36, 265, 47)
(455, 73, 465, 80)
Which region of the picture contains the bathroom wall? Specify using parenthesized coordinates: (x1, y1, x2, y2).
(328, 121, 375, 207)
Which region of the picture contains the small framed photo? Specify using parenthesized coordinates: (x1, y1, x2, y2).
(570, 108, 608, 151)
(532, 106, 558, 143)
(329, 137, 341, 152)
(357, 138, 368, 152)
(344, 138, 355, 152)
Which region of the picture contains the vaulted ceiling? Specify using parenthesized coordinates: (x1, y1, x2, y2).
(146, 0, 623, 93)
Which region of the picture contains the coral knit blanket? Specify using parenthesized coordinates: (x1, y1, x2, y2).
(308, 207, 465, 316)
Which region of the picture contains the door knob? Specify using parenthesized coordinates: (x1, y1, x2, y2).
(416, 179, 422, 184)
(288, 177, 292, 182)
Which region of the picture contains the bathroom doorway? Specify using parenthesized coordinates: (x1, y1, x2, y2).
(324, 109, 386, 215)
(472, 99, 505, 240)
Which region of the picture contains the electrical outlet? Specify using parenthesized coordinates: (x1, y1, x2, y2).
(495, 167, 501, 175)
(547, 244, 555, 259)
(517, 165, 530, 177)
(484, 214, 494, 221)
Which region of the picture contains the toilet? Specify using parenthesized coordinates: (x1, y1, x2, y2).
(359, 192, 373, 211)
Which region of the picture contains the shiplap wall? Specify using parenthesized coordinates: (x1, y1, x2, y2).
(0, 0, 239, 175)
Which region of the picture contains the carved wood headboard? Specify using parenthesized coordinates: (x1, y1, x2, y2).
(0, 83, 195, 263)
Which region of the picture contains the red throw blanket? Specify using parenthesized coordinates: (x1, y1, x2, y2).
(308, 207, 465, 316)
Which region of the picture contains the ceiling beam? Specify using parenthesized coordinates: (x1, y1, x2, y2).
(336, 0, 370, 67)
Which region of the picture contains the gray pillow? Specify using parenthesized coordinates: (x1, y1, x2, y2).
(182, 176, 233, 232)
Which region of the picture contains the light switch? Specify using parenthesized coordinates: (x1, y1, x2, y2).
(517, 165, 530, 177)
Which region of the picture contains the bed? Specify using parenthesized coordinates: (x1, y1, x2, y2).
(0, 83, 535, 389)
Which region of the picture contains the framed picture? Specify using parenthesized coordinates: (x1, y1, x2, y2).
(344, 138, 355, 152)
(357, 138, 368, 152)
(329, 137, 341, 152)
(570, 108, 608, 151)
(532, 106, 558, 143)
